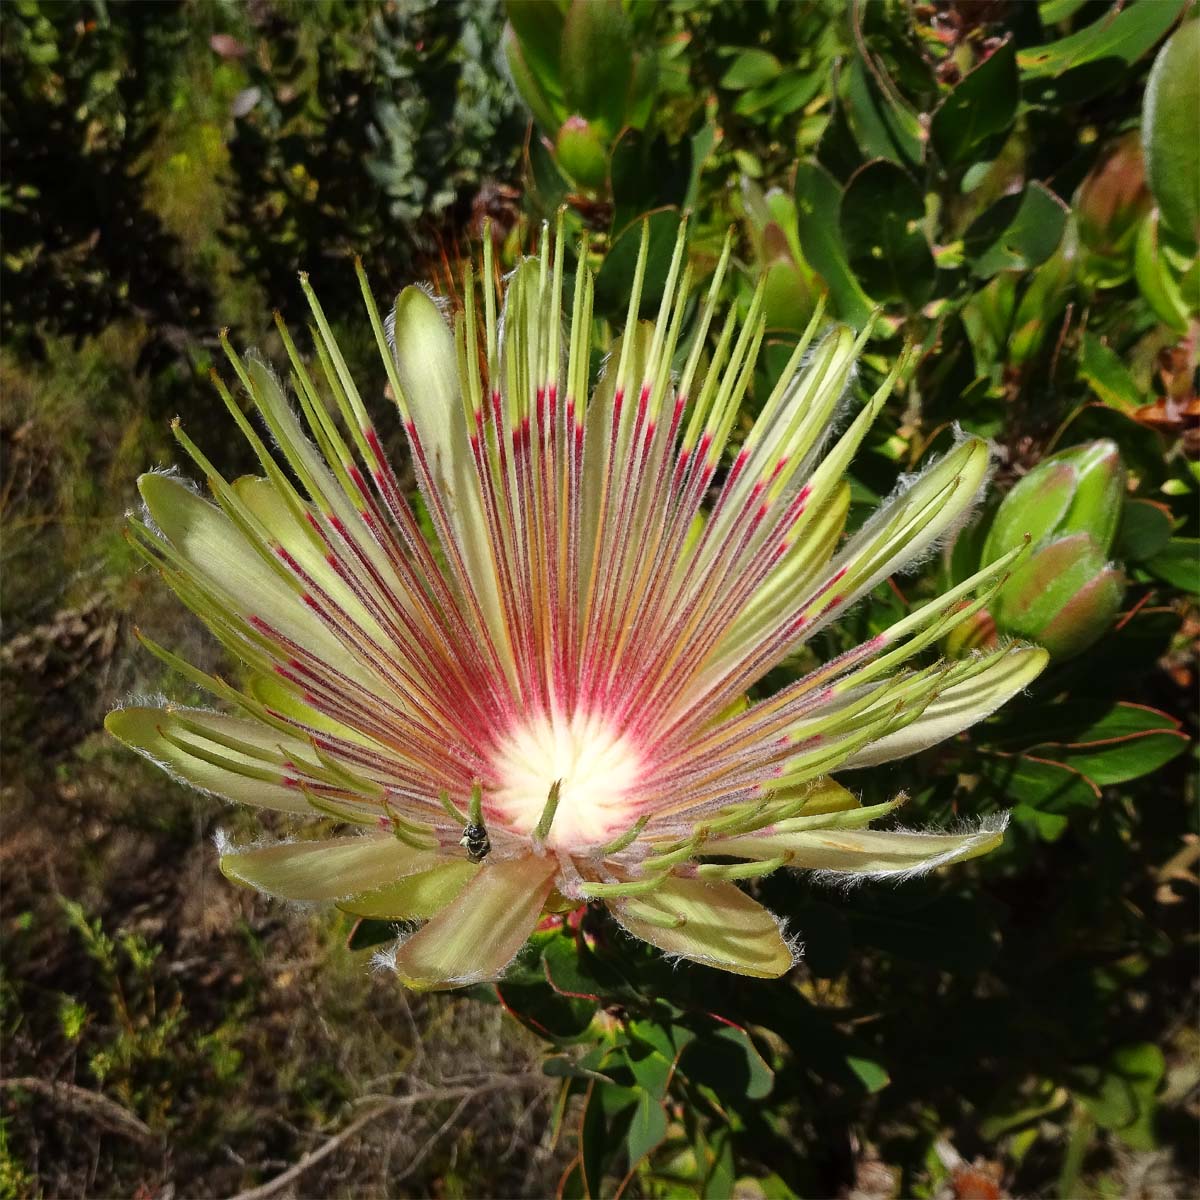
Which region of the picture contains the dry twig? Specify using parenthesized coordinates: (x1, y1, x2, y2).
(0, 1075, 156, 1145)
(225, 1074, 548, 1200)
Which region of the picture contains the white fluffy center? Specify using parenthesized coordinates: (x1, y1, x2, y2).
(490, 712, 643, 851)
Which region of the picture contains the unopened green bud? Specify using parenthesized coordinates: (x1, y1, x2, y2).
(975, 440, 1126, 658)
(992, 535, 1123, 659)
(984, 440, 1125, 565)
(555, 115, 609, 191)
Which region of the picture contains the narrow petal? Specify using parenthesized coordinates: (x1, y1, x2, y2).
(338, 860, 479, 920)
(220, 835, 448, 901)
(839, 645, 1047, 769)
(389, 855, 557, 990)
(607, 875, 794, 978)
(105, 706, 319, 814)
(707, 816, 1007, 879)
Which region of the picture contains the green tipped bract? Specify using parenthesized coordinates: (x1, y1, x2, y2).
(108, 220, 1046, 989)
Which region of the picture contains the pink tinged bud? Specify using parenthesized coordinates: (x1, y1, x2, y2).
(983, 462, 1076, 562)
(1055, 440, 1125, 554)
(1034, 567, 1125, 660)
(992, 533, 1124, 659)
(984, 439, 1126, 566)
(555, 114, 609, 191)
(1076, 133, 1152, 258)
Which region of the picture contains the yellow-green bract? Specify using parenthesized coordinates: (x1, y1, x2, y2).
(107, 220, 1046, 990)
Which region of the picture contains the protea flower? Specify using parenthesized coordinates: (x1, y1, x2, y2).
(107, 221, 1046, 989)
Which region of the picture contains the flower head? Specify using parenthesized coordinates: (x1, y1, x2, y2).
(108, 221, 1046, 989)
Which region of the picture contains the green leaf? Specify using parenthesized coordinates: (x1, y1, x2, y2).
(720, 48, 782, 90)
(680, 1023, 774, 1101)
(930, 39, 1019, 167)
(1143, 20, 1200, 248)
(503, 21, 563, 134)
(627, 1019, 696, 1089)
(1039, 0, 1091, 21)
(1079, 332, 1145, 414)
(840, 159, 935, 309)
(543, 926, 643, 1006)
(846, 1055, 891, 1094)
(593, 208, 681, 320)
(701, 1126, 737, 1200)
(841, 47, 923, 170)
(734, 70, 825, 120)
(560, 0, 632, 135)
(1029, 702, 1188, 785)
(1145, 537, 1200, 593)
(977, 752, 1101, 816)
(506, 1, 567, 99)
(497, 977, 597, 1042)
(581, 1081, 640, 1197)
(624, 1090, 669, 1174)
(609, 129, 693, 232)
(1115, 498, 1174, 563)
(526, 131, 571, 214)
(1076, 1043, 1164, 1149)
(1019, 1, 1187, 77)
(1134, 211, 1191, 332)
(794, 161, 873, 326)
(965, 182, 1070, 277)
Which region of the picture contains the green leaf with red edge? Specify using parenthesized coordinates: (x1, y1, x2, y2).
(1029, 702, 1188, 785)
(977, 752, 1102, 835)
(346, 917, 398, 953)
(624, 1019, 694, 1100)
(679, 1022, 774, 1103)
(543, 924, 645, 1006)
(580, 1080, 641, 1199)
(627, 1019, 696, 1070)
(497, 969, 598, 1043)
